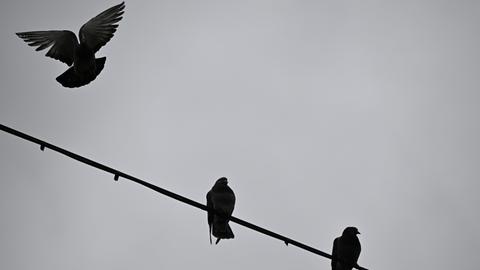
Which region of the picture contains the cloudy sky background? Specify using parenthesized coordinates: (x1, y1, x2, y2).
(1, 1, 479, 269)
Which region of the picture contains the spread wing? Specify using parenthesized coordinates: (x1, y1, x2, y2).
(79, 2, 125, 52)
(16, 30, 78, 66)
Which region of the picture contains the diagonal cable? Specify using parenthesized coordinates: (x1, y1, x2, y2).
(0, 123, 368, 270)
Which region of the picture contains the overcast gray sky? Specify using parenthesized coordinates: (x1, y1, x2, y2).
(1, 1, 480, 269)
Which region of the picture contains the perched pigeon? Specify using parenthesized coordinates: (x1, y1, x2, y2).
(206, 177, 236, 244)
(16, 2, 125, 88)
(332, 227, 362, 270)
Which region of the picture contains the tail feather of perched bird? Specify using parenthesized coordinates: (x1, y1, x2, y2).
(206, 177, 236, 245)
(213, 214, 234, 242)
(332, 227, 362, 270)
(209, 226, 213, 245)
(16, 2, 125, 88)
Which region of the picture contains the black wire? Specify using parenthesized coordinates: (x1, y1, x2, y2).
(0, 123, 368, 270)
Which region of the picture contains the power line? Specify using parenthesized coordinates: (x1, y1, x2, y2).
(1, 123, 368, 270)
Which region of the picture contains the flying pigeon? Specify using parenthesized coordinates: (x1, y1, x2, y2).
(206, 177, 236, 244)
(16, 2, 125, 88)
(332, 227, 362, 270)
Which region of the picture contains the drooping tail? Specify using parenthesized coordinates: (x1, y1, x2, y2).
(212, 216, 234, 244)
(209, 224, 213, 244)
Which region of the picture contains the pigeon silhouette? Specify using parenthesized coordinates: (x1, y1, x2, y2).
(332, 227, 362, 270)
(16, 2, 125, 88)
(206, 177, 236, 244)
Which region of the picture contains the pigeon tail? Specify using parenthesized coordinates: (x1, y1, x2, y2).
(214, 223, 234, 245)
(56, 57, 106, 88)
(212, 220, 234, 240)
(209, 224, 213, 244)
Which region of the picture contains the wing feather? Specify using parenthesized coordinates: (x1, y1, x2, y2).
(16, 30, 77, 65)
(79, 2, 125, 52)
(332, 238, 339, 270)
(206, 191, 214, 244)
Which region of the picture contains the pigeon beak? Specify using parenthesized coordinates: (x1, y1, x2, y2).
(357, 231, 361, 235)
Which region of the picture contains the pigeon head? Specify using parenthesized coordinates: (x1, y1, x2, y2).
(215, 177, 228, 185)
(343, 227, 360, 236)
